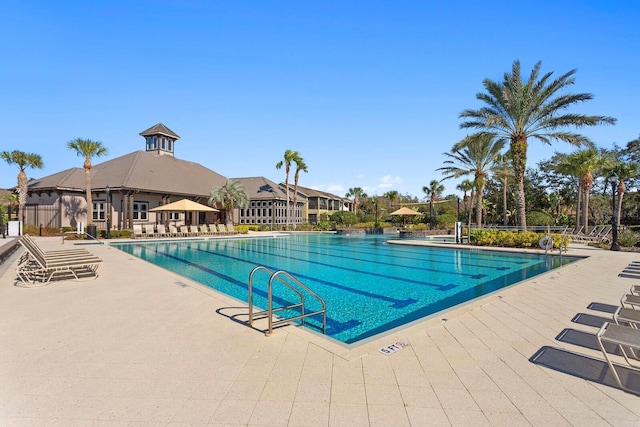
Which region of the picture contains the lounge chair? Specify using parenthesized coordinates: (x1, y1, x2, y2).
(179, 225, 192, 237)
(133, 224, 144, 238)
(16, 237, 103, 286)
(226, 223, 238, 234)
(621, 293, 640, 309)
(217, 223, 229, 235)
(156, 225, 170, 238)
(199, 225, 211, 236)
(169, 225, 181, 237)
(142, 224, 156, 238)
(596, 322, 640, 395)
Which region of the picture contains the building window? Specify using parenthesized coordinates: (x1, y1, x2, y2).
(168, 140, 172, 151)
(93, 201, 106, 220)
(169, 212, 180, 221)
(133, 202, 149, 221)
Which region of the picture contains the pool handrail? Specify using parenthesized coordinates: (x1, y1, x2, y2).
(248, 265, 327, 337)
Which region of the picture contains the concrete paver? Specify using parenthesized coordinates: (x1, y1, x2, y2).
(0, 236, 639, 426)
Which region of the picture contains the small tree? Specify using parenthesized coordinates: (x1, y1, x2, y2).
(208, 179, 249, 224)
(1, 150, 44, 222)
(67, 138, 108, 225)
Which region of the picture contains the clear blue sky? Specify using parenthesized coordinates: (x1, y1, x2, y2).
(1, 1, 638, 199)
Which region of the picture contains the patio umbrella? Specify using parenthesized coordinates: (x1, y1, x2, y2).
(150, 199, 219, 213)
(150, 199, 218, 224)
(390, 206, 421, 225)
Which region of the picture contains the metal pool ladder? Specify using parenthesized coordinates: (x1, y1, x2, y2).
(247, 266, 327, 337)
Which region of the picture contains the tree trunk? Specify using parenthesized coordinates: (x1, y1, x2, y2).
(292, 173, 299, 230)
(284, 172, 290, 229)
(511, 135, 528, 231)
(84, 160, 93, 226)
(575, 185, 581, 231)
(617, 181, 625, 227)
(502, 177, 508, 226)
(468, 189, 476, 230)
(17, 170, 27, 223)
(475, 187, 483, 229)
(581, 172, 592, 235)
(582, 187, 590, 234)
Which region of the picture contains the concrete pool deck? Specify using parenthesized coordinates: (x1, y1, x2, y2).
(1, 235, 639, 426)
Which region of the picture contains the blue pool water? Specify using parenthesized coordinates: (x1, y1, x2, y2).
(112, 234, 580, 344)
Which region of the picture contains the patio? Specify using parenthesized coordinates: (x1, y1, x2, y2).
(0, 236, 638, 426)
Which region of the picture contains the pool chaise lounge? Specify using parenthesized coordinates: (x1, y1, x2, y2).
(597, 322, 640, 395)
(16, 236, 103, 286)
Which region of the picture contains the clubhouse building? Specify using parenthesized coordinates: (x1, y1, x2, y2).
(21, 124, 351, 232)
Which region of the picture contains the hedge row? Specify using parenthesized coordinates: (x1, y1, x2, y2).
(469, 229, 570, 249)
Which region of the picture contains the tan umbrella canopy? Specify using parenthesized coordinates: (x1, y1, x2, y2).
(390, 207, 421, 216)
(390, 206, 422, 225)
(150, 199, 219, 213)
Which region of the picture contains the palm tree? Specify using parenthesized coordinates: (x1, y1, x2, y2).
(438, 133, 504, 228)
(456, 179, 475, 225)
(291, 153, 308, 230)
(1, 150, 44, 222)
(346, 187, 366, 215)
(491, 153, 514, 226)
(555, 149, 609, 233)
(383, 190, 400, 208)
(459, 60, 616, 231)
(67, 138, 108, 226)
(208, 179, 249, 224)
(609, 161, 640, 226)
(276, 149, 297, 229)
(422, 180, 444, 229)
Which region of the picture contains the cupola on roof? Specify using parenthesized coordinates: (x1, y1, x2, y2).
(140, 123, 180, 157)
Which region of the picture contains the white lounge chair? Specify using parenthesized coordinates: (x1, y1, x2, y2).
(169, 225, 181, 237)
(17, 236, 103, 286)
(217, 223, 228, 235)
(596, 322, 640, 395)
(179, 225, 192, 237)
(133, 224, 144, 238)
(142, 224, 156, 238)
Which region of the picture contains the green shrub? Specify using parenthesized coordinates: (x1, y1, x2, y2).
(233, 225, 251, 234)
(618, 230, 640, 247)
(329, 211, 357, 226)
(468, 229, 568, 249)
(408, 223, 428, 230)
(436, 213, 457, 229)
(525, 211, 554, 226)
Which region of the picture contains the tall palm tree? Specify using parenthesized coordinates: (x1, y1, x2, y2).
(491, 153, 514, 226)
(346, 187, 366, 215)
(547, 152, 583, 230)
(422, 180, 444, 229)
(456, 179, 475, 225)
(438, 133, 504, 228)
(67, 138, 108, 225)
(291, 153, 308, 230)
(459, 60, 616, 231)
(1, 150, 44, 222)
(609, 161, 640, 226)
(276, 149, 297, 229)
(208, 179, 249, 224)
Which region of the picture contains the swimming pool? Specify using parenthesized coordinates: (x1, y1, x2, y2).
(113, 234, 580, 344)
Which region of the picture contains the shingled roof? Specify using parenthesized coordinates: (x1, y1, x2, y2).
(232, 176, 291, 201)
(139, 123, 180, 139)
(27, 151, 226, 197)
